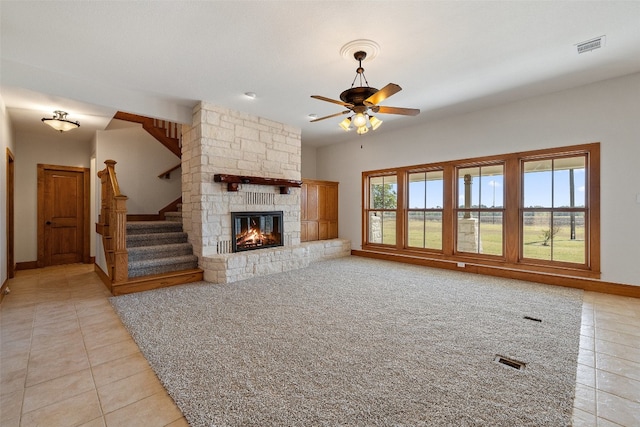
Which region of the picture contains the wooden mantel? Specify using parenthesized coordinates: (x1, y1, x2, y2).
(214, 174, 302, 194)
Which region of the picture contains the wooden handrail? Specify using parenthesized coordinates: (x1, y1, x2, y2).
(158, 163, 181, 179)
(114, 111, 181, 158)
(96, 159, 129, 286)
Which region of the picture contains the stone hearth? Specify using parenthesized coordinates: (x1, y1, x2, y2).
(180, 102, 350, 283)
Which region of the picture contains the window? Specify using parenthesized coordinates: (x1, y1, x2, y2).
(522, 155, 587, 266)
(362, 143, 599, 278)
(367, 174, 398, 245)
(407, 170, 444, 250)
(456, 164, 504, 256)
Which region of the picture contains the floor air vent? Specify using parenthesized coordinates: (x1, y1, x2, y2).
(523, 316, 542, 322)
(494, 355, 526, 371)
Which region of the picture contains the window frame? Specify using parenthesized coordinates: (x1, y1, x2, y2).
(454, 161, 506, 259)
(362, 170, 401, 249)
(361, 143, 600, 279)
(519, 152, 592, 270)
(406, 167, 445, 251)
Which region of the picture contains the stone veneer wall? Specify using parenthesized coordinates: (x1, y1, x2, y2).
(181, 102, 350, 283)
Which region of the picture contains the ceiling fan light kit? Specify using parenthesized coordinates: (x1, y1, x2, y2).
(369, 115, 383, 130)
(338, 117, 351, 131)
(311, 45, 419, 136)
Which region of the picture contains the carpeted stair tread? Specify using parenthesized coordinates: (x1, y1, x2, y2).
(128, 242, 194, 262)
(127, 221, 183, 235)
(126, 219, 198, 279)
(127, 232, 189, 247)
(164, 212, 182, 222)
(128, 254, 199, 278)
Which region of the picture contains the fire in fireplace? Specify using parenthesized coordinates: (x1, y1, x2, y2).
(231, 211, 283, 252)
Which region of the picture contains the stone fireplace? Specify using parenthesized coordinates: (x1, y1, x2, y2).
(180, 102, 350, 284)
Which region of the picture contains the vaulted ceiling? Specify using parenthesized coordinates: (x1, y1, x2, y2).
(2, 1, 640, 147)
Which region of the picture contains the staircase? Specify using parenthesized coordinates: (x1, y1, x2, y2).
(113, 111, 182, 158)
(97, 159, 203, 295)
(104, 209, 203, 296)
(127, 220, 198, 278)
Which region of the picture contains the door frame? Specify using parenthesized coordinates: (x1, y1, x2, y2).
(37, 164, 91, 267)
(6, 148, 15, 279)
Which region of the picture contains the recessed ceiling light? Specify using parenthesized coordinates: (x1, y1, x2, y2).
(244, 92, 257, 99)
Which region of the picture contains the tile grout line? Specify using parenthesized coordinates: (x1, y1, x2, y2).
(75, 283, 109, 422)
(593, 303, 639, 427)
(19, 270, 41, 426)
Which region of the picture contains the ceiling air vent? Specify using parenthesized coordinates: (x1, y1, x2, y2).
(577, 36, 605, 54)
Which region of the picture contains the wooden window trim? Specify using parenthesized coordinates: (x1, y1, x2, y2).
(361, 143, 600, 279)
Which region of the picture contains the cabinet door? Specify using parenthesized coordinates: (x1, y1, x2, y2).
(307, 221, 319, 241)
(319, 221, 328, 240)
(300, 183, 308, 221)
(329, 221, 338, 239)
(326, 185, 338, 220)
(300, 180, 338, 242)
(306, 184, 319, 221)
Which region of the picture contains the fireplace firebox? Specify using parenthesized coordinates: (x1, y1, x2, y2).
(231, 211, 283, 252)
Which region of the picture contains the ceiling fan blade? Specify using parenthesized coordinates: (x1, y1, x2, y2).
(374, 106, 421, 116)
(311, 95, 353, 108)
(310, 110, 351, 122)
(364, 83, 402, 106)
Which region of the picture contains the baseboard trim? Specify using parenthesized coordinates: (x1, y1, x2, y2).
(111, 269, 204, 296)
(15, 261, 38, 270)
(0, 277, 8, 304)
(352, 250, 640, 298)
(17, 259, 97, 271)
(94, 264, 112, 294)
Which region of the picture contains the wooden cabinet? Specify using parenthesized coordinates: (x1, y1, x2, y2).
(301, 179, 338, 242)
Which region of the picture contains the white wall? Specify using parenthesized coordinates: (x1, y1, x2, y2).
(91, 145, 105, 273)
(11, 120, 181, 265)
(13, 130, 92, 263)
(92, 123, 182, 274)
(95, 125, 181, 214)
(0, 95, 15, 285)
(301, 144, 317, 179)
(315, 72, 640, 286)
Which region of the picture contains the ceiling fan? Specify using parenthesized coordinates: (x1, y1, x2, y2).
(310, 50, 420, 134)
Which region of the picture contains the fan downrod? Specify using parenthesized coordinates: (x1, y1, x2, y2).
(354, 51, 366, 74)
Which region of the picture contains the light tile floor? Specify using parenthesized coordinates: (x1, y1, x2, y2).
(1, 264, 639, 426)
(0, 264, 188, 427)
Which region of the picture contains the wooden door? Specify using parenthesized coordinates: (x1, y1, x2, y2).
(38, 165, 90, 267)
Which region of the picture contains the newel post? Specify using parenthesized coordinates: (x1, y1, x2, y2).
(99, 159, 129, 283)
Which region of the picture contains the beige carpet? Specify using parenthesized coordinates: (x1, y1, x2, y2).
(111, 256, 583, 426)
